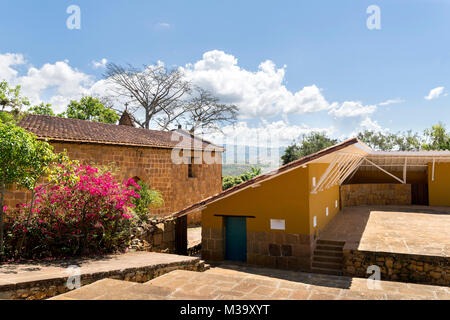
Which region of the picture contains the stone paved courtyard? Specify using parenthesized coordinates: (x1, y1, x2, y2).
(52, 263, 450, 300)
(320, 205, 450, 256)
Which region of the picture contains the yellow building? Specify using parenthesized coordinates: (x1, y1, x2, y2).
(173, 138, 450, 272)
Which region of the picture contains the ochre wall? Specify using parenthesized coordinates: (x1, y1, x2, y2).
(428, 162, 450, 206)
(5, 142, 222, 219)
(201, 166, 310, 234)
(308, 163, 341, 235)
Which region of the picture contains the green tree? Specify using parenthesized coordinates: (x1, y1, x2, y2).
(65, 96, 119, 123)
(0, 80, 30, 114)
(357, 131, 395, 151)
(422, 123, 450, 150)
(0, 122, 54, 258)
(281, 132, 337, 165)
(132, 181, 163, 222)
(222, 167, 262, 191)
(28, 103, 55, 116)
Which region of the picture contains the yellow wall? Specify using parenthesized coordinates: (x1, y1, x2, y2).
(202, 166, 310, 234)
(308, 163, 340, 235)
(428, 162, 450, 206)
(201, 162, 341, 236)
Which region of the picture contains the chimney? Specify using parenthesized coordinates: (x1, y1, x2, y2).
(119, 109, 135, 127)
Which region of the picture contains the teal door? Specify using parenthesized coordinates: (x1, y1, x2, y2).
(225, 216, 247, 262)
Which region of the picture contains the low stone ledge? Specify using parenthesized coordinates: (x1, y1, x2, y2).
(0, 256, 206, 300)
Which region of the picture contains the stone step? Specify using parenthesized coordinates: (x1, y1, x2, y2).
(315, 244, 343, 251)
(314, 250, 343, 257)
(313, 255, 343, 264)
(311, 267, 343, 276)
(312, 261, 342, 270)
(316, 239, 345, 246)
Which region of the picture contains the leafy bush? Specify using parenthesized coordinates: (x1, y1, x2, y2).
(3, 164, 140, 260)
(132, 181, 163, 222)
(222, 167, 262, 191)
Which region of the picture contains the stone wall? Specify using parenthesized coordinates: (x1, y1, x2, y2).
(340, 184, 411, 207)
(4, 142, 222, 223)
(129, 217, 177, 253)
(201, 227, 314, 271)
(343, 249, 449, 286)
(247, 231, 314, 271)
(0, 259, 207, 300)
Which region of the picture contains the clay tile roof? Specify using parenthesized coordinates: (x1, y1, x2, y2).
(18, 114, 222, 150)
(171, 137, 360, 218)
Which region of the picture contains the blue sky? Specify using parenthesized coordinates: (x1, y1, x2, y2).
(1, 0, 450, 147)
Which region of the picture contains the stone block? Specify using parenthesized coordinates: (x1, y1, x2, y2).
(268, 244, 281, 257)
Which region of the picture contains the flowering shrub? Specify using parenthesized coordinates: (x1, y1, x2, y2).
(4, 164, 140, 259)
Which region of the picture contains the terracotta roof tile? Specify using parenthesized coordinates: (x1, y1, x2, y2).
(18, 114, 222, 150)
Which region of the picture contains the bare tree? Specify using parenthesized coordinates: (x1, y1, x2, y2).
(183, 87, 238, 134)
(104, 63, 191, 129)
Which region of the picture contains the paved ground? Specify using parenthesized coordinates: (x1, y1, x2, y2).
(188, 227, 202, 248)
(52, 263, 450, 300)
(320, 205, 450, 257)
(0, 252, 199, 288)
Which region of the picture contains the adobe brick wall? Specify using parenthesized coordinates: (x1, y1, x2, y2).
(4, 142, 222, 222)
(201, 227, 315, 271)
(340, 184, 411, 207)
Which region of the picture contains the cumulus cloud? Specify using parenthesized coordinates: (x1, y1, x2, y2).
(425, 86, 447, 100)
(0, 53, 26, 82)
(0, 53, 95, 113)
(92, 58, 108, 69)
(181, 50, 335, 118)
(328, 101, 376, 118)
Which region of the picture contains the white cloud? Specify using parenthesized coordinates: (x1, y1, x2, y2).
(181, 50, 335, 118)
(378, 98, 404, 106)
(0, 53, 26, 82)
(92, 58, 108, 69)
(425, 86, 447, 100)
(328, 101, 376, 118)
(0, 53, 95, 113)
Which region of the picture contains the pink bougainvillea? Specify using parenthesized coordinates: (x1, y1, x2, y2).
(5, 164, 141, 259)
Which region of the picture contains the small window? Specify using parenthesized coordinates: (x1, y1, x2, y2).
(188, 156, 195, 178)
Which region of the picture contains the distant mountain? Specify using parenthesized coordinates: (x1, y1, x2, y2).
(221, 144, 286, 176)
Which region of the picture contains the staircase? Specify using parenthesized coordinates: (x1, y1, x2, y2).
(311, 239, 345, 276)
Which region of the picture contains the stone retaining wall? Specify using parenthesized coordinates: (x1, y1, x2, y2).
(341, 184, 412, 207)
(343, 249, 449, 286)
(129, 217, 177, 253)
(0, 259, 206, 300)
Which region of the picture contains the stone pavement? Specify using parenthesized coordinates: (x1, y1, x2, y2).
(320, 206, 450, 256)
(0, 252, 204, 300)
(51, 263, 450, 300)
